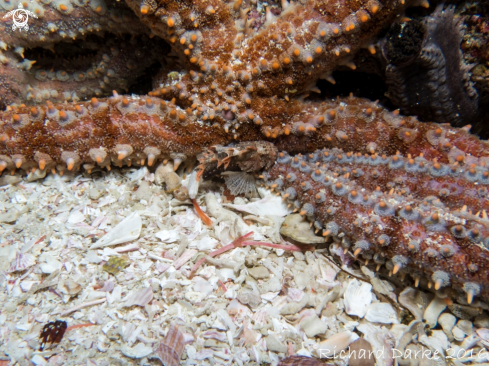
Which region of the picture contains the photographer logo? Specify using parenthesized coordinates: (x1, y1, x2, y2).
(3, 3, 38, 32)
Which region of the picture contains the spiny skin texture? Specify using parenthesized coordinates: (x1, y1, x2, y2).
(381, 5, 479, 128)
(265, 143, 489, 302)
(0, 35, 165, 108)
(127, 0, 408, 97)
(0, 0, 163, 107)
(2, 95, 489, 175)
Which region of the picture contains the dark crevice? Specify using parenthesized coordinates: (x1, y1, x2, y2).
(127, 61, 163, 95)
(315, 70, 395, 110)
(24, 34, 108, 72)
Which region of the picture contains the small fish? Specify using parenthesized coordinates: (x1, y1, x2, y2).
(102, 255, 130, 275)
(39, 320, 67, 351)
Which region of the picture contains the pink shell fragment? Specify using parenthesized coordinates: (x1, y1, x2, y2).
(123, 287, 153, 307)
(155, 324, 186, 366)
(173, 249, 198, 269)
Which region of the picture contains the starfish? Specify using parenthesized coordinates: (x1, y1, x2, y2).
(0, 0, 488, 306)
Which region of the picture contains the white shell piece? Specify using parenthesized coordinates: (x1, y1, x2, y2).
(365, 302, 399, 324)
(187, 170, 200, 199)
(419, 330, 450, 357)
(155, 229, 179, 243)
(452, 326, 466, 341)
(31, 355, 48, 365)
(315, 331, 359, 357)
(123, 287, 153, 307)
(193, 277, 213, 295)
(223, 192, 291, 217)
(423, 297, 447, 328)
(90, 212, 142, 248)
(39, 256, 62, 274)
(191, 236, 218, 251)
(476, 328, 489, 341)
(344, 279, 372, 318)
(20, 280, 37, 292)
(120, 343, 153, 359)
(439, 313, 456, 340)
(67, 210, 85, 223)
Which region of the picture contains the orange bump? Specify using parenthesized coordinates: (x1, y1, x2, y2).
(283, 57, 291, 65)
(293, 48, 300, 57)
(272, 61, 280, 70)
(140, 4, 149, 14)
(66, 158, 75, 171)
(59, 110, 68, 120)
(91, 97, 99, 107)
(14, 158, 22, 169)
(306, 55, 313, 63)
(30, 107, 39, 117)
(167, 17, 175, 27)
(12, 114, 21, 123)
(39, 159, 46, 170)
(0, 161, 7, 171)
(59, 4, 68, 11)
(315, 46, 322, 54)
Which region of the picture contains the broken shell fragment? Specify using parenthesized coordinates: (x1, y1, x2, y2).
(348, 338, 375, 366)
(344, 279, 372, 318)
(365, 302, 398, 324)
(424, 297, 447, 328)
(154, 324, 186, 366)
(7, 252, 36, 272)
(58, 279, 82, 296)
(315, 331, 359, 357)
(120, 343, 153, 359)
(123, 287, 153, 307)
(90, 212, 142, 249)
(280, 214, 325, 244)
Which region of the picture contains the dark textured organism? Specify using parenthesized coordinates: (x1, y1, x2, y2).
(382, 5, 480, 129)
(278, 355, 333, 366)
(39, 320, 67, 351)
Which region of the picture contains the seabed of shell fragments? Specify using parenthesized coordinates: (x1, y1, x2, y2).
(1, 164, 489, 366)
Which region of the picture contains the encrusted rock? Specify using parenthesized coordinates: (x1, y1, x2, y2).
(280, 214, 325, 244)
(248, 266, 270, 280)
